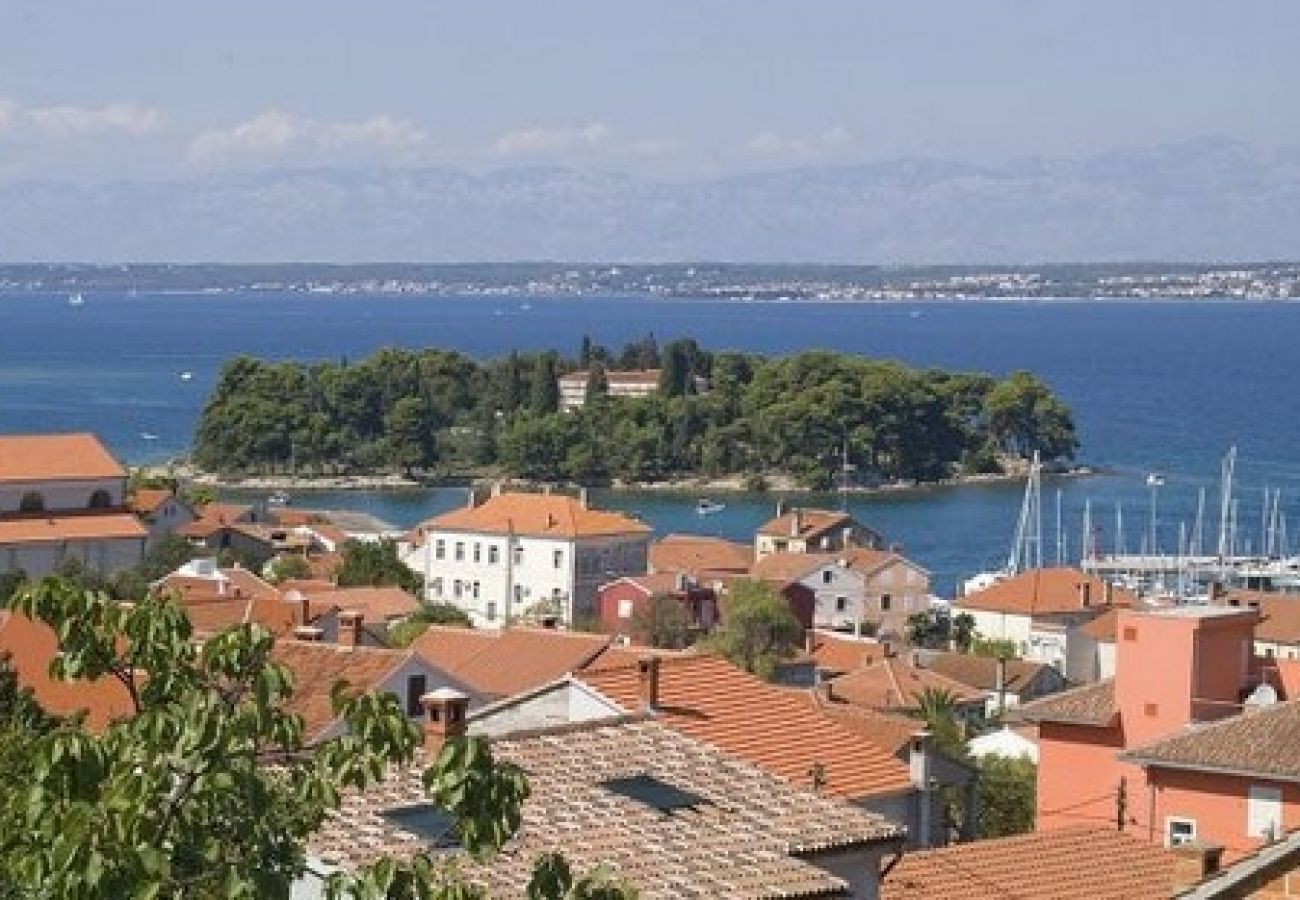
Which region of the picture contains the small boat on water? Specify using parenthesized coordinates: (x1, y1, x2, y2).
(140, 432, 159, 441)
(67, 293, 85, 307)
(267, 491, 291, 507)
(696, 498, 725, 515)
(179, 371, 194, 381)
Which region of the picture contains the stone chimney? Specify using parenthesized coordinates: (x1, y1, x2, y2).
(491, 481, 504, 498)
(637, 656, 662, 713)
(909, 730, 935, 846)
(1169, 841, 1224, 892)
(420, 687, 470, 744)
(292, 624, 324, 642)
(298, 592, 311, 626)
(338, 609, 363, 649)
(1079, 581, 1092, 607)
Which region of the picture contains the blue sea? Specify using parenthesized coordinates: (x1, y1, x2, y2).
(2, 291, 1297, 593)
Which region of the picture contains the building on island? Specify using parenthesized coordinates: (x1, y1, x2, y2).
(557, 368, 708, 411)
(400, 487, 651, 628)
(0, 432, 148, 579)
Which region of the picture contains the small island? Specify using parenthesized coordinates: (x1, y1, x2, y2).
(192, 336, 1077, 490)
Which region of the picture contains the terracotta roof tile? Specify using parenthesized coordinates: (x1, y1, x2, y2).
(750, 551, 841, 584)
(412, 626, 619, 697)
(155, 567, 296, 636)
(649, 533, 753, 577)
(826, 657, 986, 712)
(0, 432, 125, 482)
(128, 488, 176, 516)
(1253, 595, 1300, 646)
(414, 493, 650, 540)
(882, 826, 1182, 900)
(0, 612, 135, 731)
(0, 513, 147, 545)
(808, 630, 885, 673)
(919, 651, 1059, 696)
(957, 567, 1137, 617)
(1080, 607, 1123, 641)
(757, 508, 855, 540)
(576, 655, 914, 800)
(303, 586, 419, 625)
(176, 503, 255, 538)
(271, 641, 412, 741)
(812, 694, 925, 756)
(1017, 679, 1117, 726)
(310, 720, 901, 898)
(1122, 699, 1300, 781)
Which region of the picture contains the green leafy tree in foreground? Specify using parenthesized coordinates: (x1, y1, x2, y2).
(0, 578, 632, 899)
(975, 755, 1036, 838)
(706, 580, 802, 680)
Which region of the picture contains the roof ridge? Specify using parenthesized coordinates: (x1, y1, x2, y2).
(1127, 697, 1300, 756)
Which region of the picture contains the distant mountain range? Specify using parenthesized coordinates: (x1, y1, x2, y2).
(2, 138, 1297, 263)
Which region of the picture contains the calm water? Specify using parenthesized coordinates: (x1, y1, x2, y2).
(3, 291, 1297, 592)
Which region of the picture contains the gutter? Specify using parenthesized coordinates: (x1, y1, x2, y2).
(1119, 754, 1300, 785)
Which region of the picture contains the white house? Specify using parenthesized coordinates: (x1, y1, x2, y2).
(557, 368, 708, 412)
(0, 433, 148, 579)
(129, 488, 197, 541)
(400, 488, 651, 628)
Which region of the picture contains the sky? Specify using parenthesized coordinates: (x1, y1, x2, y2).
(0, 0, 1297, 184)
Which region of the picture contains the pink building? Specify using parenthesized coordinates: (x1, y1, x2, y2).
(1023, 604, 1300, 859)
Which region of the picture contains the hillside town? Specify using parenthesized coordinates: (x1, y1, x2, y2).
(3, 431, 1300, 897)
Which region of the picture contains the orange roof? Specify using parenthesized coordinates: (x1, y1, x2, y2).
(0, 432, 126, 483)
(0, 513, 147, 545)
(155, 567, 296, 636)
(128, 488, 175, 516)
(412, 626, 620, 697)
(271, 641, 412, 741)
(604, 572, 694, 596)
(1080, 607, 1122, 641)
(812, 693, 925, 756)
(808, 630, 884, 674)
(881, 826, 1183, 900)
(576, 654, 914, 800)
(0, 611, 136, 730)
(303, 586, 419, 625)
(1253, 595, 1300, 646)
(957, 568, 1136, 617)
(416, 492, 650, 540)
(757, 508, 853, 540)
(750, 551, 841, 584)
(649, 534, 752, 576)
(826, 656, 986, 712)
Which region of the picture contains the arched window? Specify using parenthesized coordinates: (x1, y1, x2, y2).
(88, 489, 112, 509)
(18, 491, 45, 513)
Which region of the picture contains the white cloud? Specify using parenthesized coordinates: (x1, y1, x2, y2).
(0, 96, 164, 139)
(491, 122, 679, 160)
(188, 110, 430, 167)
(746, 125, 852, 160)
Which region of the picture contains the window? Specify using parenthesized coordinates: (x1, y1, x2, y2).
(822, 570, 833, 585)
(486, 601, 497, 621)
(553, 549, 564, 569)
(773, 540, 788, 552)
(618, 599, 634, 619)
(1248, 786, 1283, 839)
(881, 593, 892, 612)
(88, 489, 112, 509)
(379, 804, 459, 851)
(453, 579, 463, 599)
(513, 545, 524, 565)
(835, 596, 847, 612)
(454, 542, 465, 562)
(471, 581, 480, 599)
(1144, 703, 1159, 717)
(17, 491, 44, 513)
(431, 577, 443, 598)
(406, 674, 427, 716)
(488, 545, 499, 565)
(435, 539, 446, 560)
(473, 543, 481, 563)
(1166, 817, 1197, 847)
(1123, 626, 1138, 642)
(513, 584, 523, 604)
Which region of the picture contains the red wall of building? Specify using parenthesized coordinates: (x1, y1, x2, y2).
(1037, 722, 1137, 832)
(1146, 769, 1300, 859)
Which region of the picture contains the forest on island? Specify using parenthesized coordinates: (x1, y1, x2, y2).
(192, 335, 1077, 488)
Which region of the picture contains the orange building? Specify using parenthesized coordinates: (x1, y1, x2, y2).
(1022, 604, 1300, 858)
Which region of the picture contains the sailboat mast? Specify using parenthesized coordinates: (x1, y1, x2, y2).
(1055, 489, 1064, 567)
(1217, 446, 1236, 559)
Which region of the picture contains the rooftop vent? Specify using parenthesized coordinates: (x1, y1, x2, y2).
(601, 774, 707, 815)
(378, 804, 460, 851)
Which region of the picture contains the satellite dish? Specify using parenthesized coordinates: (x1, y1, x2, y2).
(1246, 683, 1278, 709)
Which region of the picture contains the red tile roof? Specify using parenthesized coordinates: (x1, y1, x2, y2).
(414, 492, 650, 540)
(1122, 699, 1300, 782)
(0, 513, 147, 545)
(812, 692, 926, 756)
(918, 651, 1061, 697)
(128, 488, 176, 516)
(826, 656, 987, 712)
(808, 630, 884, 673)
(881, 826, 1183, 899)
(411, 626, 621, 697)
(176, 503, 254, 538)
(576, 654, 914, 800)
(302, 586, 419, 625)
(0, 432, 126, 482)
(750, 551, 840, 584)
(155, 567, 296, 636)
(649, 533, 753, 576)
(957, 568, 1137, 617)
(1080, 607, 1122, 641)
(757, 508, 855, 540)
(0, 612, 135, 731)
(1017, 679, 1118, 727)
(270, 641, 412, 741)
(1253, 595, 1300, 647)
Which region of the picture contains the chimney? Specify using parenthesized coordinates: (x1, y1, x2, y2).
(637, 657, 662, 713)
(420, 687, 470, 744)
(911, 649, 924, 668)
(491, 481, 503, 498)
(1169, 841, 1224, 892)
(909, 730, 935, 845)
(776, 499, 787, 517)
(466, 486, 477, 509)
(338, 609, 363, 648)
(578, 487, 589, 508)
(805, 629, 817, 655)
(791, 509, 802, 537)
(1079, 581, 1091, 607)
(881, 639, 896, 659)
(676, 572, 690, 592)
(996, 655, 1009, 716)
(1104, 581, 1115, 606)
(292, 624, 324, 642)
(843, 526, 855, 548)
(298, 592, 311, 626)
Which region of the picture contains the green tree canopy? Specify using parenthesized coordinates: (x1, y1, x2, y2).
(706, 580, 802, 680)
(335, 539, 422, 594)
(976, 755, 1036, 838)
(628, 593, 693, 650)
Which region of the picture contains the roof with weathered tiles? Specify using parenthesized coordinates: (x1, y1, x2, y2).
(414, 492, 651, 540)
(1122, 699, 1300, 781)
(412, 626, 622, 698)
(303, 585, 420, 625)
(826, 656, 986, 711)
(649, 533, 753, 577)
(808, 630, 884, 674)
(881, 826, 1183, 899)
(1253, 596, 1300, 647)
(919, 651, 1061, 697)
(310, 719, 901, 898)
(0, 513, 148, 545)
(757, 508, 855, 540)
(576, 654, 914, 800)
(0, 432, 125, 482)
(956, 568, 1137, 618)
(271, 640, 414, 740)
(1017, 679, 1117, 727)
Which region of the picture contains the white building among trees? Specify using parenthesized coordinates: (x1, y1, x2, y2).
(400, 487, 651, 628)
